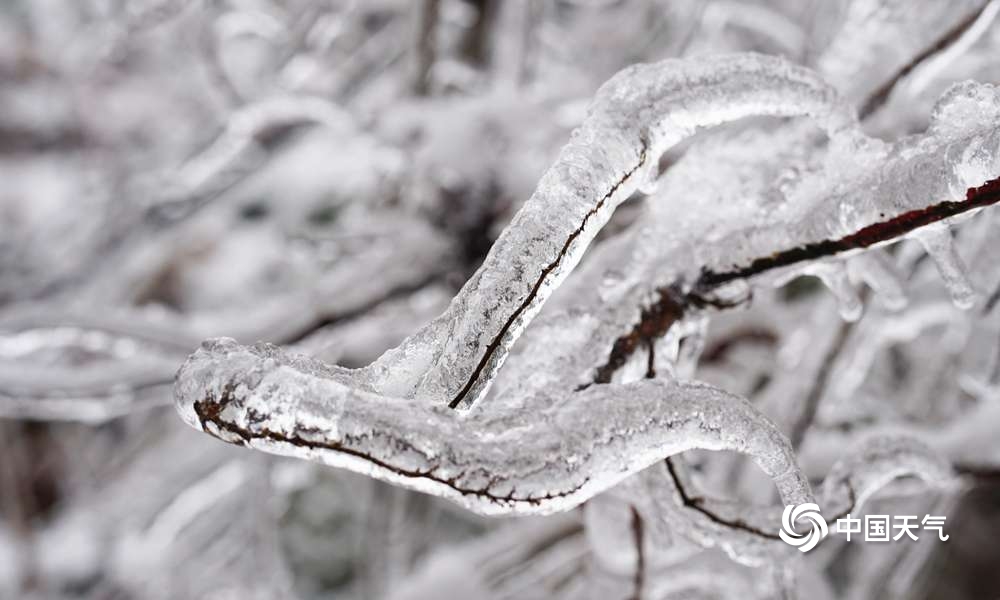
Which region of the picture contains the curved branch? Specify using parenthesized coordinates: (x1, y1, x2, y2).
(368, 53, 855, 409)
(634, 436, 952, 566)
(175, 338, 809, 516)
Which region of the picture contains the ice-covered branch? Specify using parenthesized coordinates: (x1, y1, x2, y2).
(173, 53, 1000, 524)
(175, 338, 809, 516)
(630, 436, 952, 566)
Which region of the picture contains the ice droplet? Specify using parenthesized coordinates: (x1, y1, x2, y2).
(805, 263, 862, 321)
(704, 278, 752, 307)
(915, 226, 979, 309)
(637, 163, 663, 195)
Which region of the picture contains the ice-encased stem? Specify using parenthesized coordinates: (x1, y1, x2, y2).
(367, 53, 855, 408)
(630, 436, 951, 566)
(175, 338, 810, 516)
(170, 53, 863, 520)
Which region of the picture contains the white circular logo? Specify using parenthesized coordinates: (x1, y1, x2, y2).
(779, 503, 828, 553)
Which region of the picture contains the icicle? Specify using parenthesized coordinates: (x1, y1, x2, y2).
(848, 250, 908, 311)
(637, 163, 664, 196)
(915, 225, 979, 309)
(673, 315, 708, 379)
(804, 262, 863, 321)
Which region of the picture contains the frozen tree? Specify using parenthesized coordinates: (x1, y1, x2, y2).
(2, 1, 1000, 599)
